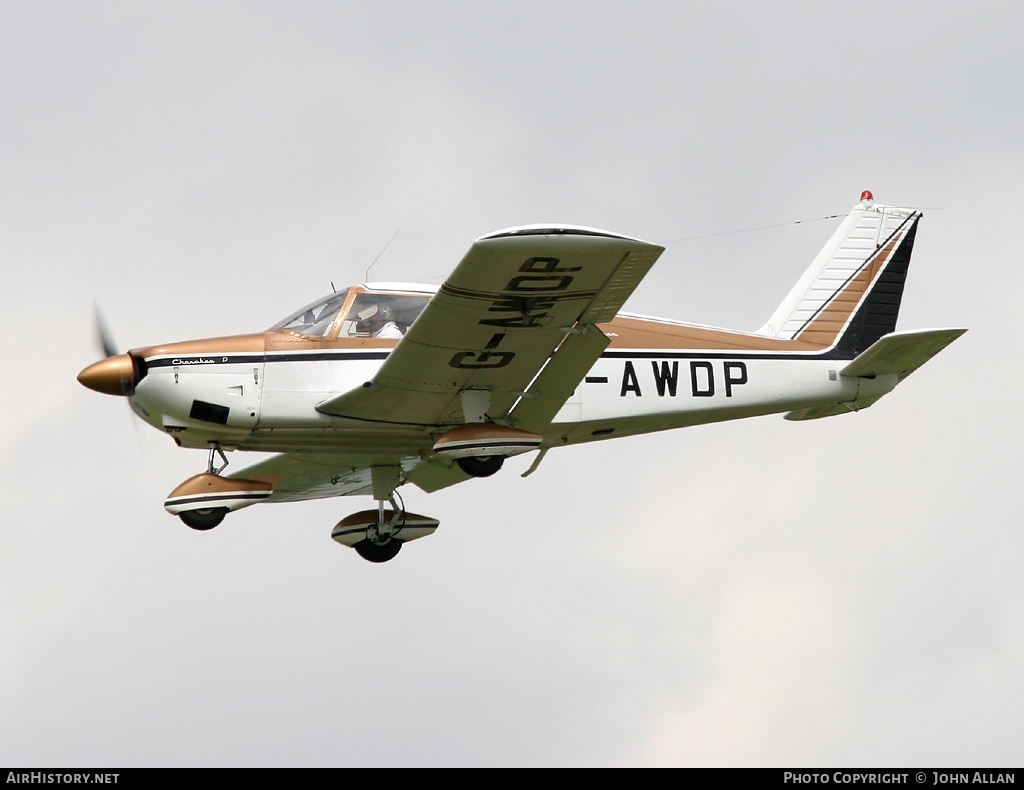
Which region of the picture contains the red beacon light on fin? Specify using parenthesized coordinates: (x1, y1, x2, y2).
(860, 190, 874, 202)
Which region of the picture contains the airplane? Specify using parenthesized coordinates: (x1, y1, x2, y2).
(78, 192, 966, 563)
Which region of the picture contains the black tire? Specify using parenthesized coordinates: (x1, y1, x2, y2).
(456, 455, 505, 478)
(354, 538, 403, 563)
(179, 507, 228, 530)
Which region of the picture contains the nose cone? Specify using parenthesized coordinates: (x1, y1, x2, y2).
(77, 354, 136, 396)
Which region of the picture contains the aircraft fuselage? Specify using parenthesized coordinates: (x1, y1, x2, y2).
(123, 316, 888, 458)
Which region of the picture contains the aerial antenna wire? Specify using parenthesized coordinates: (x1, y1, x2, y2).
(664, 213, 843, 244)
(665, 203, 945, 245)
(394, 217, 849, 285)
(365, 230, 401, 283)
(388, 205, 942, 284)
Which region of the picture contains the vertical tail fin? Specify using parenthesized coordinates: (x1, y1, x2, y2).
(758, 195, 921, 356)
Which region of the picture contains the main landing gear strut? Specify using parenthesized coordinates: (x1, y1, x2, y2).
(330, 466, 441, 563)
(330, 500, 441, 563)
(353, 497, 405, 563)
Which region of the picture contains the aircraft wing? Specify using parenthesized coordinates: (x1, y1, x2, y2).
(226, 450, 457, 502)
(226, 447, 478, 503)
(317, 226, 665, 429)
(227, 452, 377, 502)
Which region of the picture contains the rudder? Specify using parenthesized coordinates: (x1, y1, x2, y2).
(758, 194, 921, 356)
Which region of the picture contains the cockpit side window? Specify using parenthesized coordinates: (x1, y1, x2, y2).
(270, 290, 349, 337)
(340, 293, 430, 338)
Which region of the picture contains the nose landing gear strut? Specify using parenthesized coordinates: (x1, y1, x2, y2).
(163, 443, 272, 530)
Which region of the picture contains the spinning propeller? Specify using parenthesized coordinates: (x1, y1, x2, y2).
(95, 308, 119, 359)
(77, 308, 147, 397)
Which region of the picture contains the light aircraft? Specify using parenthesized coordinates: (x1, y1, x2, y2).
(78, 192, 965, 562)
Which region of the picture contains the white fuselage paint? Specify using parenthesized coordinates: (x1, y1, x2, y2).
(129, 339, 883, 455)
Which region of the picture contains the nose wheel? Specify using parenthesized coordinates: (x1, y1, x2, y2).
(176, 446, 232, 530)
(164, 445, 274, 530)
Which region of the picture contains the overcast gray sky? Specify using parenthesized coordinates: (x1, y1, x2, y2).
(2, 0, 1020, 767)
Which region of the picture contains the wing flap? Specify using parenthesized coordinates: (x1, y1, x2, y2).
(404, 459, 472, 493)
(227, 452, 377, 503)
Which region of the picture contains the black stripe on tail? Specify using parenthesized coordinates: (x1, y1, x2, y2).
(834, 216, 919, 356)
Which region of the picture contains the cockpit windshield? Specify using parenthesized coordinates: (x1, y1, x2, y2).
(270, 290, 348, 337)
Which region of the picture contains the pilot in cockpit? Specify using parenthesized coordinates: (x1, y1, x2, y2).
(359, 303, 403, 338)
